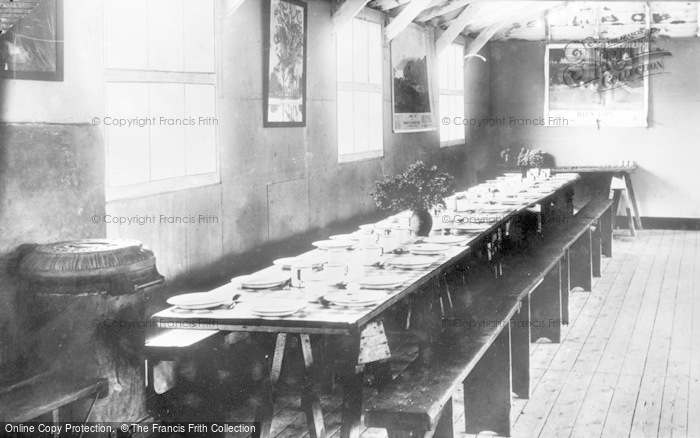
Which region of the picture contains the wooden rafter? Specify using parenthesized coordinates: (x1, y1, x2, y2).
(416, 0, 471, 23)
(332, 0, 370, 34)
(385, 0, 434, 42)
(368, 0, 410, 12)
(466, 1, 565, 56)
(435, 0, 484, 55)
(492, 2, 566, 41)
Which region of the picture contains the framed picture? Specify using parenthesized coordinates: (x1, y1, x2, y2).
(0, 0, 63, 81)
(391, 23, 435, 133)
(263, 0, 307, 127)
(544, 38, 655, 127)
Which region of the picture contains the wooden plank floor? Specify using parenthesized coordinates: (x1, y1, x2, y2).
(263, 230, 698, 438)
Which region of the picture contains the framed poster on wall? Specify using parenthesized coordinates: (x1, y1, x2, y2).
(391, 23, 435, 133)
(544, 38, 656, 127)
(263, 0, 307, 127)
(0, 0, 63, 81)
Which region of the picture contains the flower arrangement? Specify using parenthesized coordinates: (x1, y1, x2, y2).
(529, 149, 546, 168)
(500, 147, 514, 167)
(370, 161, 455, 213)
(515, 148, 547, 168)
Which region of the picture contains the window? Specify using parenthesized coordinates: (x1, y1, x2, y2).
(336, 12, 384, 163)
(439, 43, 465, 147)
(103, 0, 218, 201)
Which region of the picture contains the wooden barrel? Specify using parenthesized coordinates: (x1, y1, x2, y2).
(19, 239, 163, 295)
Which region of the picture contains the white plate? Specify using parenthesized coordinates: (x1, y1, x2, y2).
(329, 233, 359, 241)
(167, 292, 228, 310)
(272, 257, 299, 270)
(424, 235, 470, 245)
(453, 223, 490, 232)
(386, 256, 435, 269)
(272, 257, 320, 270)
(324, 290, 386, 307)
(497, 198, 528, 205)
(526, 186, 553, 192)
(240, 272, 290, 289)
(408, 243, 449, 255)
(356, 275, 407, 289)
(478, 206, 513, 214)
(312, 240, 355, 250)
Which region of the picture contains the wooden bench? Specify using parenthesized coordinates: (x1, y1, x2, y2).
(365, 292, 519, 436)
(364, 197, 617, 437)
(576, 196, 615, 263)
(144, 329, 222, 412)
(365, 242, 567, 437)
(534, 197, 614, 321)
(0, 371, 108, 423)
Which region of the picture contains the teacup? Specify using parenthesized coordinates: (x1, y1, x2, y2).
(327, 248, 349, 265)
(358, 230, 380, 246)
(324, 264, 348, 283)
(303, 272, 329, 302)
(378, 233, 399, 252)
(290, 262, 314, 288)
(456, 197, 470, 212)
(359, 245, 383, 266)
(395, 227, 411, 244)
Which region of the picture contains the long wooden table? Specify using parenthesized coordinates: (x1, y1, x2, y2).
(152, 174, 579, 438)
(551, 165, 642, 232)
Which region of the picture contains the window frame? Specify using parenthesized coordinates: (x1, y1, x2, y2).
(438, 41, 466, 148)
(103, 0, 221, 202)
(335, 8, 385, 164)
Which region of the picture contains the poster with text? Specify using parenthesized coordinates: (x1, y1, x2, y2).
(391, 24, 435, 133)
(544, 36, 666, 127)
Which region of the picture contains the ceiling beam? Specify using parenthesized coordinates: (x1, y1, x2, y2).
(385, 0, 434, 42)
(466, 1, 565, 56)
(491, 2, 566, 40)
(435, 0, 485, 55)
(223, 0, 247, 18)
(332, 0, 370, 35)
(416, 0, 471, 23)
(466, 22, 503, 57)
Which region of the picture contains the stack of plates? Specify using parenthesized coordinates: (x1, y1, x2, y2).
(240, 272, 290, 289)
(453, 222, 490, 233)
(527, 186, 554, 193)
(167, 292, 229, 310)
(408, 243, 450, 255)
(356, 275, 406, 290)
(518, 193, 544, 200)
(324, 290, 386, 308)
(478, 205, 513, 214)
(272, 256, 321, 270)
(329, 233, 359, 241)
(385, 256, 435, 270)
(497, 198, 528, 205)
(249, 298, 306, 317)
(423, 235, 469, 245)
(312, 240, 355, 250)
